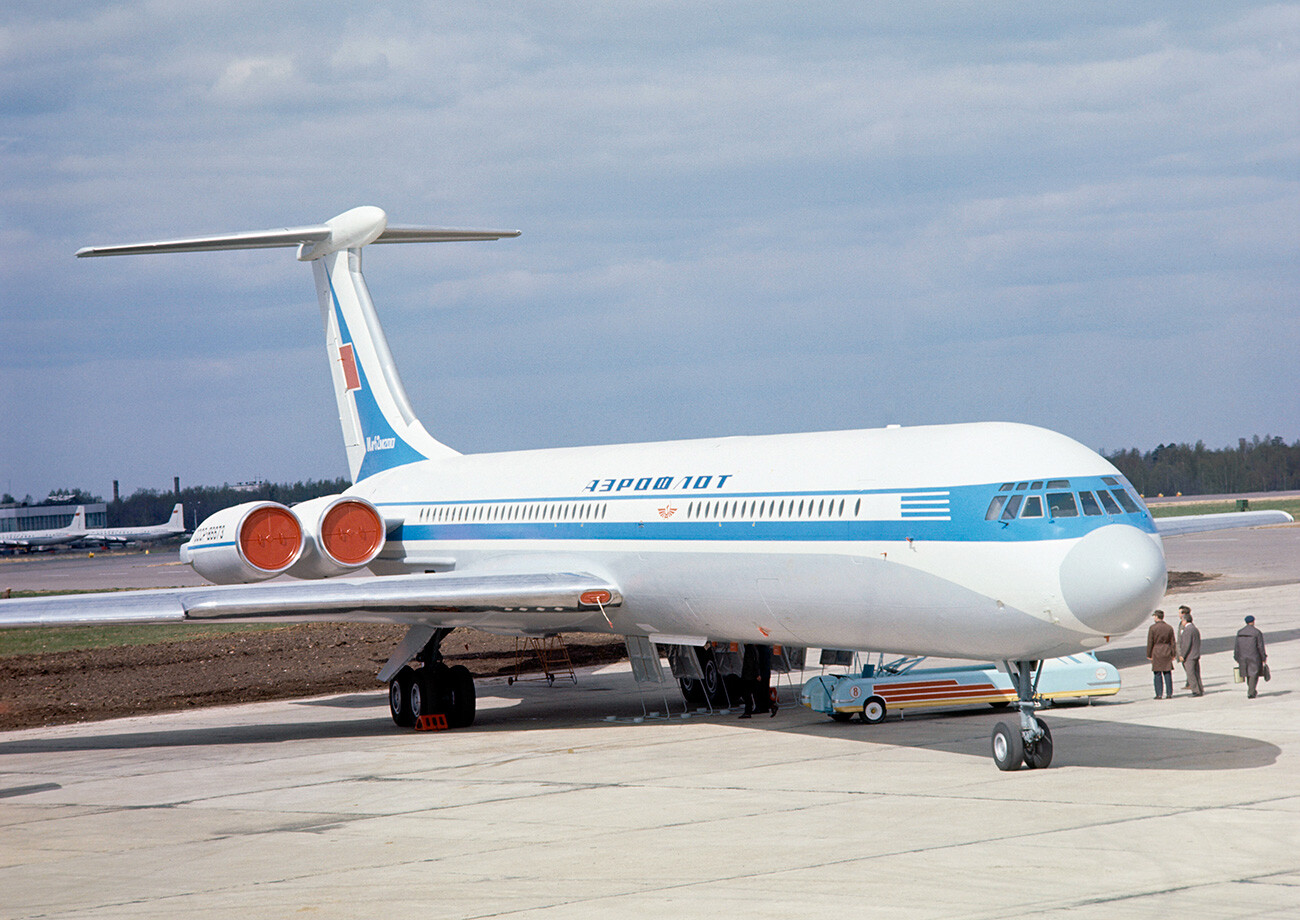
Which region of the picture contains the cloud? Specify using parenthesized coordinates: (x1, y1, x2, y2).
(1, 2, 1297, 499)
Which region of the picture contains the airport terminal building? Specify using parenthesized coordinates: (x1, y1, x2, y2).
(0, 503, 108, 534)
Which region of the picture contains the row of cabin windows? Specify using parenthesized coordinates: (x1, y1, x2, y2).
(416, 496, 868, 524)
(985, 487, 1140, 522)
(417, 502, 610, 524)
(686, 497, 859, 520)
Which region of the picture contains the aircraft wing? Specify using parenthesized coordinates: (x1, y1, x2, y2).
(1155, 509, 1294, 537)
(0, 570, 622, 634)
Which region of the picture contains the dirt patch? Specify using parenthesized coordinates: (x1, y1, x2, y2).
(0, 625, 627, 731)
(1167, 570, 1216, 590)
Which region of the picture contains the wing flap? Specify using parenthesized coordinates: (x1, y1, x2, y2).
(0, 571, 622, 634)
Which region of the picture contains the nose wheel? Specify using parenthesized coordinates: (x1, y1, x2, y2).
(991, 660, 1052, 771)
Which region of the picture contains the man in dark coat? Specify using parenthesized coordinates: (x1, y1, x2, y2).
(1234, 615, 1268, 699)
(1147, 609, 1177, 699)
(1177, 607, 1203, 696)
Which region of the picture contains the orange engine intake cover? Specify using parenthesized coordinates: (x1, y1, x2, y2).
(239, 505, 303, 572)
(320, 499, 384, 565)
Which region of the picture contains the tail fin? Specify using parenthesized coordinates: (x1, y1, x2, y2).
(78, 206, 520, 482)
(67, 507, 86, 535)
(168, 503, 184, 531)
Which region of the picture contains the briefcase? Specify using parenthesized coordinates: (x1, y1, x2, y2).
(1233, 666, 1243, 683)
(1263, 663, 1271, 682)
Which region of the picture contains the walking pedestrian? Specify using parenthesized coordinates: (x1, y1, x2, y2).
(1234, 615, 1268, 699)
(1178, 607, 1203, 696)
(1147, 609, 1177, 699)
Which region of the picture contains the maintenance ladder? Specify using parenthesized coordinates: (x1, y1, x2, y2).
(508, 636, 577, 686)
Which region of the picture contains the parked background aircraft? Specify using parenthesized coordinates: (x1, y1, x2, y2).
(0, 506, 87, 550)
(0, 208, 1291, 770)
(81, 503, 187, 545)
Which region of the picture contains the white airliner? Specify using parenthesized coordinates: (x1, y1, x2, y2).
(0, 506, 87, 549)
(82, 503, 186, 544)
(0, 207, 1291, 770)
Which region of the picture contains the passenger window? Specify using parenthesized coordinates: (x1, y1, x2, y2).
(1048, 492, 1079, 517)
(1112, 489, 1140, 513)
(1078, 491, 1103, 516)
(1000, 495, 1023, 521)
(1021, 496, 1044, 518)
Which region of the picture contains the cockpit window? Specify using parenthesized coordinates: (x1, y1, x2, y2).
(999, 483, 1014, 492)
(1102, 476, 1119, 486)
(1015, 482, 1029, 491)
(1048, 492, 1079, 518)
(1078, 491, 1103, 516)
(1046, 480, 1070, 489)
(1021, 495, 1044, 518)
(985, 495, 1009, 520)
(1030, 481, 1043, 490)
(1111, 489, 1140, 513)
(1001, 494, 1024, 521)
(1097, 490, 1122, 514)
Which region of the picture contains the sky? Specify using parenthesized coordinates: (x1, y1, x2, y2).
(2, 2, 1297, 502)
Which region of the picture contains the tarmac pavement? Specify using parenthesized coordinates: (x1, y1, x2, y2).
(1, 525, 1297, 919)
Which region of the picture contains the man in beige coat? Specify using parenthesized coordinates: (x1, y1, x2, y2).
(1147, 609, 1177, 699)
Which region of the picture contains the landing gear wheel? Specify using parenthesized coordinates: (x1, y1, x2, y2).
(446, 664, 476, 728)
(680, 647, 728, 709)
(861, 695, 887, 724)
(409, 667, 433, 721)
(992, 721, 1024, 772)
(389, 666, 417, 728)
(1023, 719, 1053, 769)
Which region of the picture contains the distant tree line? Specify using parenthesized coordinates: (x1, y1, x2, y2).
(1105, 436, 1300, 496)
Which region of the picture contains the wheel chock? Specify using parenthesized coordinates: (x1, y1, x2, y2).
(414, 713, 448, 732)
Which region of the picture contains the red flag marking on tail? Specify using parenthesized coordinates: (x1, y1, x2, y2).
(339, 344, 361, 391)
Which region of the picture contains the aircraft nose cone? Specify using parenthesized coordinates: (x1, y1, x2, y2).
(1060, 524, 1167, 635)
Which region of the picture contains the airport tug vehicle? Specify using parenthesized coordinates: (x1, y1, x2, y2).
(801, 653, 1120, 744)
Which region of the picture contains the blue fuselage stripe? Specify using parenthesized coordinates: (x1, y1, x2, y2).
(380, 477, 1156, 545)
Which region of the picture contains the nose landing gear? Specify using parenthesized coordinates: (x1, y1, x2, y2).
(991, 660, 1052, 771)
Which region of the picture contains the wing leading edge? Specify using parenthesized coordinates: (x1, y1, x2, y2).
(1155, 509, 1294, 537)
(0, 571, 622, 634)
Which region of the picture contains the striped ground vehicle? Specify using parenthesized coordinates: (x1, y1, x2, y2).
(801, 653, 1120, 724)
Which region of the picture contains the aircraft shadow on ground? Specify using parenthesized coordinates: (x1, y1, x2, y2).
(0, 687, 1281, 771)
(769, 704, 1283, 771)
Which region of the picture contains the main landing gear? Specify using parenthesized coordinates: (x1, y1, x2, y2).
(387, 628, 477, 729)
(991, 660, 1053, 771)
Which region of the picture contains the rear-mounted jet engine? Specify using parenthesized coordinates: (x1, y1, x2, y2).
(181, 501, 304, 584)
(287, 495, 386, 579)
